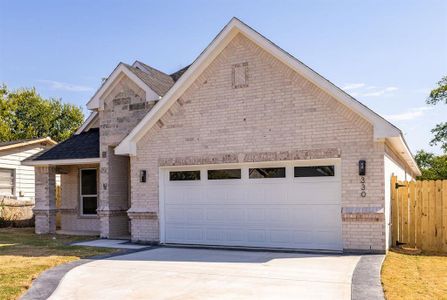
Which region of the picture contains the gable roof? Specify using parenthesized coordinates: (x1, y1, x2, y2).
(131, 61, 175, 96)
(113, 18, 420, 176)
(87, 63, 161, 110)
(75, 111, 98, 135)
(0, 137, 56, 152)
(86, 60, 191, 111)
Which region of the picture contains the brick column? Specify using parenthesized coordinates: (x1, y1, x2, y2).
(98, 146, 130, 238)
(33, 166, 56, 234)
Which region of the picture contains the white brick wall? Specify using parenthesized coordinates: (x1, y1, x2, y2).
(98, 76, 153, 238)
(59, 165, 100, 233)
(130, 33, 388, 251)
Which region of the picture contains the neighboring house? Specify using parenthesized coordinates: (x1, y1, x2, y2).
(24, 18, 420, 253)
(0, 138, 56, 201)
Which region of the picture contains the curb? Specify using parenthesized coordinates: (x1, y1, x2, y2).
(351, 254, 385, 300)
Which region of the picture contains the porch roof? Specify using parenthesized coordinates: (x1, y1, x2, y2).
(23, 128, 99, 165)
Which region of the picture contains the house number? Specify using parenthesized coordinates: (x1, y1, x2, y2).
(360, 176, 366, 197)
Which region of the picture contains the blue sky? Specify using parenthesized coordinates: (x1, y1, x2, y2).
(1, 0, 446, 153)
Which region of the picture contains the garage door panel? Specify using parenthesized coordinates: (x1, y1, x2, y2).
(186, 207, 205, 222)
(269, 230, 292, 243)
(165, 207, 188, 223)
(163, 161, 342, 250)
(291, 230, 336, 247)
(186, 228, 203, 241)
(205, 207, 246, 223)
(247, 230, 267, 243)
(166, 226, 342, 249)
(165, 188, 203, 204)
(288, 183, 340, 205)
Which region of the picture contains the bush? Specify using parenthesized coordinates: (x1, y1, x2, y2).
(0, 197, 34, 228)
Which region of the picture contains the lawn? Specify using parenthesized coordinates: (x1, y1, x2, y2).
(0, 227, 118, 300)
(381, 249, 447, 300)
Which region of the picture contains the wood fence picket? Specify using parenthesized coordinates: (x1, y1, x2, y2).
(391, 176, 447, 252)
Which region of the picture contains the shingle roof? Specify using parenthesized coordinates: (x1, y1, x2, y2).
(127, 62, 175, 97)
(33, 128, 99, 161)
(127, 61, 190, 97)
(170, 65, 190, 82)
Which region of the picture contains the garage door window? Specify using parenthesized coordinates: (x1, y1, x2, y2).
(170, 171, 201, 181)
(249, 167, 285, 179)
(294, 166, 335, 177)
(208, 169, 241, 180)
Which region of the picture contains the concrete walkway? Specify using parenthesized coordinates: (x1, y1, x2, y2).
(48, 247, 361, 300)
(71, 239, 150, 250)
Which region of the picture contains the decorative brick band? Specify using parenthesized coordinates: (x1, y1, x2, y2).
(159, 148, 341, 166)
(33, 208, 57, 216)
(342, 213, 384, 222)
(341, 206, 384, 222)
(342, 207, 384, 214)
(97, 209, 128, 217)
(127, 211, 158, 220)
(59, 208, 77, 214)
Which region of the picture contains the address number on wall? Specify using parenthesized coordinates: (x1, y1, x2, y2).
(360, 176, 366, 197)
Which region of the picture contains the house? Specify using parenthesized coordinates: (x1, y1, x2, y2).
(23, 18, 420, 253)
(0, 137, 56, 201)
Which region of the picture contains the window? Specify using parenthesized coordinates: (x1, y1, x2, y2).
(249, 167, 286, 179)
(208, 169, 241, 180)
(0, 168, 15, 196)
(294, 166, 335, 177)
(80, 169, 97, 215)
(169, 171, 200, 181)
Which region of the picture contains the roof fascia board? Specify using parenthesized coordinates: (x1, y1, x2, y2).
(115, 18, 403, 156)
(0, 137, 57, 152)
(234, 21, 401, 139)
(115, 24, 239, 155)
(75, 112, 98, 135)
(386, 135, 421, 176)
(22, 157, 100, 166)
(87, 63, 159, 110)
(115, 18, 412, 168)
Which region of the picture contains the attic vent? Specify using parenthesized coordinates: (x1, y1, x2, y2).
(232, 62, 248, 88)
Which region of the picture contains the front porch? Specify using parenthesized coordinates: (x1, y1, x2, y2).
(23, 128, 131, 239)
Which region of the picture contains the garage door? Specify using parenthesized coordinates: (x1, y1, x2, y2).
(160, 160, 342, 251)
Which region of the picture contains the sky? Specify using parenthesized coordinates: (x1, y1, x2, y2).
(1, 0, 446, 154)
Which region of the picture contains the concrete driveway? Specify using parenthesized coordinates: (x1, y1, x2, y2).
(49, 247, 361, 300)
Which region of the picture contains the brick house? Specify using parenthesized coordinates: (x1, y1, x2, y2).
(24, 18, 420, 253)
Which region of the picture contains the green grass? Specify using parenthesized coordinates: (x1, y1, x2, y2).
(381, 249, 447, 300)
(0, 227, 118, 300)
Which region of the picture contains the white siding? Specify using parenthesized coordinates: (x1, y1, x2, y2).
(384, 153, 414, 249)
(0, 146, 58, 201)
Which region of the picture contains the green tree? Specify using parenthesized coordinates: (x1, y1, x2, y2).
(426, 76, 447, 152)
(0, 84, 84, 142)
(415, 150, 447, 180)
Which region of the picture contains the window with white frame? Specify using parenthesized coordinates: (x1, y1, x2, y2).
(80, 168, 97, 215)
(0, 168, 15, 196)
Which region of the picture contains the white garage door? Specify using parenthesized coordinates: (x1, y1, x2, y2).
(160, 160, 342, 251)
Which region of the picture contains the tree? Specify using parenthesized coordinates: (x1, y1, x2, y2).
(0, 84, 84, 142)
(426, 76, 447, 152)
(415, 150, 447, 180)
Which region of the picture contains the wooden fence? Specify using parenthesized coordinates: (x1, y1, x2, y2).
(391, 176, 447, 252)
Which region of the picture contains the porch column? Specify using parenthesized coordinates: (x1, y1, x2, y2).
(33, 166, 57, 234)
(98, 146, 130, 238)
